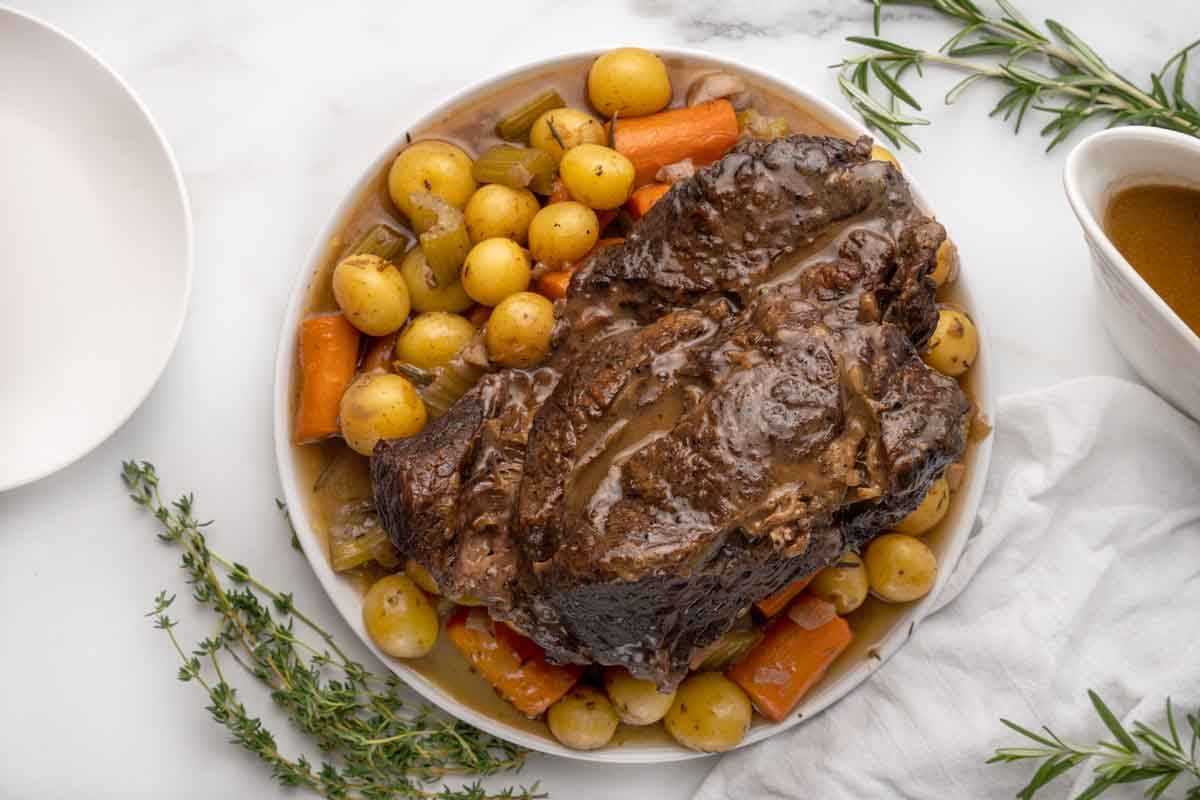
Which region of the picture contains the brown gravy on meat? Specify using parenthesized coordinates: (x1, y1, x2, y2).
(1104, 184, 1200, 335)
(292, 55, 983, 746)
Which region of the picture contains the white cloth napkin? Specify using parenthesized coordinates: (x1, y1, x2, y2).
(695, 377, 1200, 799)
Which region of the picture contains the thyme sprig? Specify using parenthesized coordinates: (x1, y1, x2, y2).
(838, 0, 1200, 150)
(989, 690, 1200, 799)
(123, 460, 544, 800)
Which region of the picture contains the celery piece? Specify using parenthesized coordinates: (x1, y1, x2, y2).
(329, 501, 390, 573)
(495, 89, 565, 141)
(411, 192, 470, 287)
(737, 109, 791, 140)
(349, 223, 407, 262)
(691, 629, 764, 672)
(472, 145, 557, 195)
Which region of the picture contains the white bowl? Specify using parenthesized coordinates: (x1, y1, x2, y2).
(1064, 127, 1200, 421)
(273, 48, 995, 763)
(0, 8, 193, 491)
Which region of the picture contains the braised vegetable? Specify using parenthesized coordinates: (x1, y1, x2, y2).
(331, 254, 411, 336)
(587, 47, 672, 117)
(472, 145, 557, 195)
(737, 108, 791, 140)
(786, 594, 838, 631)
(362, 574, 438, 658)
(399, 247, 473, 313)
(895, 477, 950, 536)
(727, 614, 852, 723)
(394, 312, 475, 370)
(463, 184, 540, 245)
(419, 347, 487, 419)
(294, 314, 360, 444)
(559, 144, 636, 210)
(547, 686, 620, 750)
(462, 238, 532, 306)
(329, 501, 395, 572)
(871, 144, 901, 169)
(924, 308, 979, 377)
(612, 99, 740, 185)
(466, 304, 492, 327)
(664, 672, 752, 753)
(535, 270, 572, 300)
(339, 373, 427, 456)
(387, 140, 476, 232)
(486, 292, 555, 368)
(495, 89, 565, 141)
(404, 557, 439, 596)
(627, 182, 670, 219)
(546, 176, 572, 205)
(603, 668, 675, 726)
(528, 201, 599, 267)
(687, 71, 748, 107)
(864, 533, 938, 603)
(689, 628, 763, 672)
(807, 552, 869, 615)
(529, 108, 607, 162)
(411, 193, 471, 287)
(360, 335, 395, 373)
(446, 607, 582, 717)
(348, 222, 408, 261)
(755, 573, 814, 617)
(932, 239, 959, 287)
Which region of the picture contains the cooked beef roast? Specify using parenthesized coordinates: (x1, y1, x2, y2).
(372, 134, 970, 689)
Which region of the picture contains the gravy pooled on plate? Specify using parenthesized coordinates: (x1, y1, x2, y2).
(1104, 184, 1200, 335)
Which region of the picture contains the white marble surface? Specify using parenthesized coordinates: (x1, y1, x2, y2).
(0, 1, 1193, 797)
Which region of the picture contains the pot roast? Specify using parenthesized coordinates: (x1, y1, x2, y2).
(372, 134, 970, 690)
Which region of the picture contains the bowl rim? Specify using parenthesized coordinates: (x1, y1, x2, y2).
(1063, 126, 1200, 354)
(273, 46, 996, 764)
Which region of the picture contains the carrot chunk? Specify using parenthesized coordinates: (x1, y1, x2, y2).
(293, 314, 360, 443)
(536, 270, 572, 300)
(755, 574, 814, 617)
(727, 613, 852, 722)
(612, 99, 739, 186)
(627, 183, 671, 219)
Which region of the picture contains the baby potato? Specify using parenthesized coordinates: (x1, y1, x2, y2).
(808, 552, 869, 615)
(560, 144, 636, 210)
(932, 239, 959, 287)
(588, 47, 672, 118)
(464, 184, 540, 245)
(331, 254, 411, 336)
(871, 144, 900, 169)
(461, 238, 532, 306)
(388, 140, 477, 231)
(394, 312, 476, 370)
(603, 667, 675, 726)
(894, 477, 950, 536)
(529, 108, 607, 162)
(865, 533, 938, 603)
(486, 292, 555, 368)
(528, 201, 599, 268)
(924, 308, 979, 377)
(362, 574, 438, 658)
(664, 672, 752, 753)
(339, 373, 427, 456)
(399, 247, 473, 313)
(405, 557, 440, 595)
(547, 686, 619, 751)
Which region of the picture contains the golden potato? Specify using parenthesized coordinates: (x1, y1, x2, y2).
(932, 239, 959, 287)
(895, 477, 950, 536)
(464, 184, 540, 245)
(361, 574, 438, 658)
(547, 686, 619, 751)
(587, 47, 672, 117)
(486, 292, 555, 368)
(560, 144, 636, 210)
(461, 238, 531, 306)
(399, 247, 473, 313)
(603, 668, 675, 726)
(529, 108, 607, 162)
(865, 533, 938, 603)
(664, 672, 752, 753)
(394, 312, 476, 370)
(405, 557, 440, 596)
(871, 144, 900, 169)
(924, 308, 979, 377)
(387, 140, 476, 231)
(527, 201, 599, 268)
(339, 373, 427, 456)
(808, 552, 869, 615)
(331, 254, 411, 336)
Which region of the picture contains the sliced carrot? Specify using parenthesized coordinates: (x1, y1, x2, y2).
(466, 304, 492, 327)
(627, 183, 671, 219)
(612, 99, 739, 186)
(547, 177, 572, 204)
(294, 314, 360, 444)
(446, 607, 582, 717)
(536, 270, 572, 300)
(755, 574, 814, 617)
(727, 614, 853, 722)
(360, 335, 395, 373)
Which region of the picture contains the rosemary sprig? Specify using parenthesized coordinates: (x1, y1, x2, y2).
(837, 0, 1200, 150)
(989, 690, 1200, 799)
(122, 460, 544, 800)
